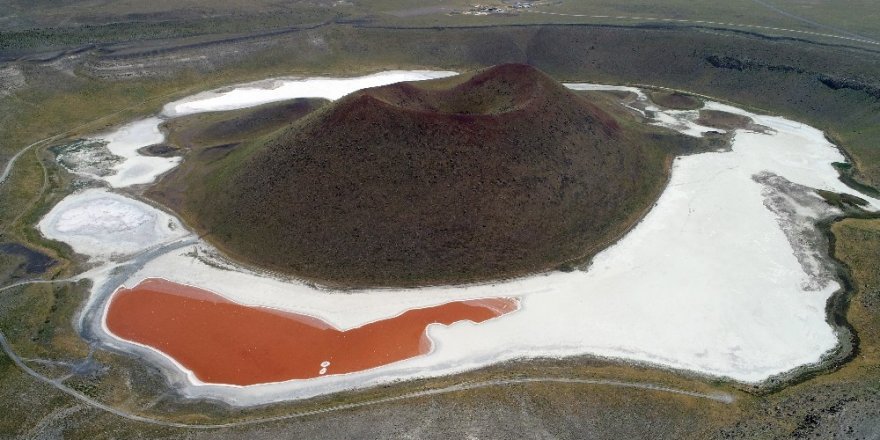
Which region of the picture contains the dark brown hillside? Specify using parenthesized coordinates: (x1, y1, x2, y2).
(147, 98, 328, 216)
(187, 64, 679, 287)
(162, 98, 328, 150)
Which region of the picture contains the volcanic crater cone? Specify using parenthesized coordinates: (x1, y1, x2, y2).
(193, 64, 674, 287)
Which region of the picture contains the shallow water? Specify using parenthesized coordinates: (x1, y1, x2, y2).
(0, 243, 56, 275)
(106, 278, 516, 385)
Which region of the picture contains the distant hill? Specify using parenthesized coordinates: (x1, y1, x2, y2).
(171, 64, 693, 287)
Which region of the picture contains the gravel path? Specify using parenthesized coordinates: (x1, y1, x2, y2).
(0, 328, 735, 430)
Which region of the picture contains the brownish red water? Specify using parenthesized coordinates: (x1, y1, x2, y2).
(105, 278, 517, 386)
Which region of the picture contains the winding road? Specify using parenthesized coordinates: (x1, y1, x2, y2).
(526, 10, 880, 46)
(748, 0, 878, 45)
(0, 138, 45, 186)
(0, 327, 733, 430)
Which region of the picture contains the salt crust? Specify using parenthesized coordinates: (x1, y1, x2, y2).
(161, 70, 458, 117)
(38, 188, 188, 261)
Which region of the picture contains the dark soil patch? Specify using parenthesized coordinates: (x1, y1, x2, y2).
(696, 110, 754, 131)
(137, 144, 180, 157)
(0, 243, 56, 275)
(0, 243, 57, 285)
(647, 91, 703, 110)
(816, 189, 869, 211)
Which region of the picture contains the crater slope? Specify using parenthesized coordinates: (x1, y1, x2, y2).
(172, 64, 693, 287)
